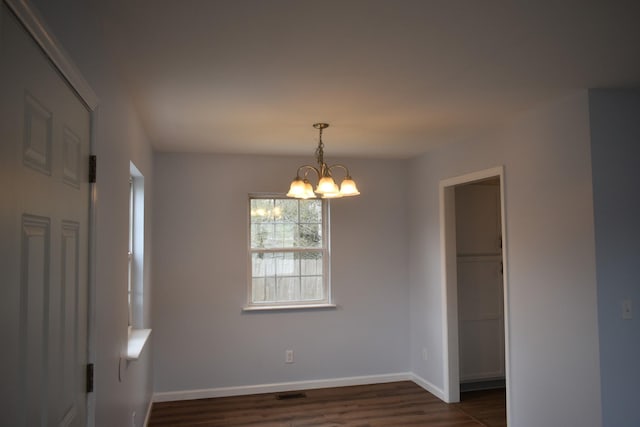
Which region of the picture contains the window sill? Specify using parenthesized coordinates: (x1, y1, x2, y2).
(126, 328, 151, 360)
(242, 303, 337, 312)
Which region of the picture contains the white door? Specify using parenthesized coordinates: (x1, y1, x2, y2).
(0, 3, 91, 426)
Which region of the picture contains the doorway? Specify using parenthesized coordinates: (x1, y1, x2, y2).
(439, 167, 510, 425)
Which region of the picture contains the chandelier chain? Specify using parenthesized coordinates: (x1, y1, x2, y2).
(315, 125, 325, 167)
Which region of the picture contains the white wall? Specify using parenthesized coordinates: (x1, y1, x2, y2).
(409, 91, 602, 426)
(152, 153, 410, 394)
(589, 89, 640, 427)
(408, 132, 507, 392)
(29, 1, 155, 426)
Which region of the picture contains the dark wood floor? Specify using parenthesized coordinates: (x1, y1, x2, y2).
(454, 389, 507, 427)
(149, 381, 506, 427)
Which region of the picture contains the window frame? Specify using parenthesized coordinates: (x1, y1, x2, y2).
(127, 175, 134, 329)
(245, 193, 334, 311)
(126, 162, 151, 360)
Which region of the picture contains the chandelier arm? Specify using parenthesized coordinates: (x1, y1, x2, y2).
(296, 164, 321, 180)
(326, 164, 353, 178)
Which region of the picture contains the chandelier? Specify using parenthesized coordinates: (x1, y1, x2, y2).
(286, 123, 360, 199)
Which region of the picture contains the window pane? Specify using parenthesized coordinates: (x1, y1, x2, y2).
(276, 198, 299, 223)
(254, 252, 276, 277)
(299, 199, 322, 223)
(301, 276, 323, 300)
(274, 223, 295, 248)
(300, 251, 323, 275)
(276, 276, 300, 301)
(251, 223, 267, 248)
(252, 277, 278, 303)
(251, 252, 266, 277)
(250, 199, 273, 222)
(252, 277, 266, 301)
(264, 277, 276, 302)
(274, 252, 298, 276)
(296, 223, 322, 248)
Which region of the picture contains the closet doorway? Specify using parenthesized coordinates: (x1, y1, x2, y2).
(440, 167, 510, 425)
(456, 178, 504, 390)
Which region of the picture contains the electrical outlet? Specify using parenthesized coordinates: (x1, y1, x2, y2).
(422, 347, 428, 361)
(285, 349, 294, 364)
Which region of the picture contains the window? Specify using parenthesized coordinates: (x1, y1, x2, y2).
(247, 195, 331, 309)
(128, 163, 144, 330)
(127, 162, 150, 360)
(128, 175, 134, 327)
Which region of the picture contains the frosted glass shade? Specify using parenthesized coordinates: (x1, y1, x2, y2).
(288, 178, 318, 199)
(316, 176, 339, 194)
(303, 180, 315, 199)
(339, 178, 360, 196)
(286, 178, 306, 198)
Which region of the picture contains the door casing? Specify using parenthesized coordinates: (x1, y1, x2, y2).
(439, 166, 511, 425)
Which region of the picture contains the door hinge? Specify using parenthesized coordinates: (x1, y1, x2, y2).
(86, 363, 94, 393)
(89, 155, 97, 183)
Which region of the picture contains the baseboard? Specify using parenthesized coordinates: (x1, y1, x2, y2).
(409, 373, 446, 401)
(153, 372, 412, 402)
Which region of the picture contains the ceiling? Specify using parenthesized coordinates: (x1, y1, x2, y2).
(99, 0, 640, 158)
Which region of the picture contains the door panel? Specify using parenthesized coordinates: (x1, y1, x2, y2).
(0, 3, 90, 426)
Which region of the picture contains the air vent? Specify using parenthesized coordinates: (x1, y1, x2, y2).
(275, 392, 307, 400)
